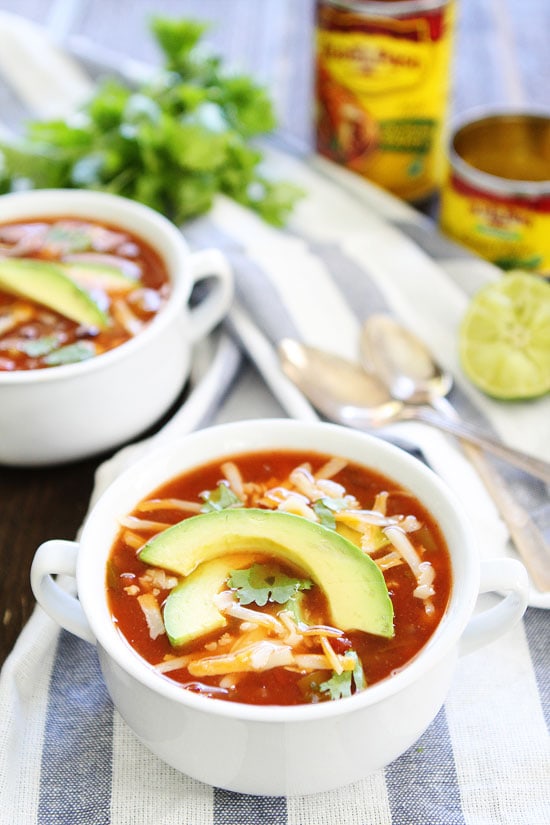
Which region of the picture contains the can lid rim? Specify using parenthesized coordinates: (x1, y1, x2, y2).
(448, 152, 550, 197)
(447, 106, 550, 195)
(319, 0, 451, 17)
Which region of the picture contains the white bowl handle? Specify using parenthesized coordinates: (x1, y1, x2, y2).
(459, 558, 529, 656)
(30, 539, 96, 644)
(187, 248, 234, 343)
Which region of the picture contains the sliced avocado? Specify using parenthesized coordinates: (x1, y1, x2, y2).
(139, 508, 394, 639)
(163, 553, 252, 647)
(0, 258, 108, 328)
(61, 262, 138, 292)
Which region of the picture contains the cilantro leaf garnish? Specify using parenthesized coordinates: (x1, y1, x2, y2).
(0, 17, 302, 226)
(199, 481, 243, 513)
(320, 651, 366, 701)
(312, 499, 336, 529)
(18, 335, 60, 357)
(44, 341, 96, 365)
(284, 591, 307, 624)
(320, 670, 353, 701)
(45, 225, 92, 253)
(312, 497, 350, 530)
(346, 650, 366, 692)
(228, 563, 312, 607)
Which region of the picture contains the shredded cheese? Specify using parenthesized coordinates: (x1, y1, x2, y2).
(112, 298, 143, 335)
(320, 636, 343, 675)
(373, 551, 404, 571)
(221, 461, 245, 500)
(139, 568, 178, 591)
(384, 526, 435, 610)
(289, 465, 320, 500)
(154, 655, 193, 673)
(335, 509, 403, 529)
(119, 515, 172, 533)
(188, 641, 294, 676)
(122, 530, 145, 550)
(373, 491, 388, 514)
(136, 498, 202, 514)
(315, 456, 348, 479)
(137, 593, 165, 640)
(277, 494, 317, 521)
(0, 304, 33, 336)
(213, 591, 284, 633)
(300, 623, 343, 638)
(278, 610, 304, 646)
(384, 525, 422, 574)
(293, 653, 355, 672)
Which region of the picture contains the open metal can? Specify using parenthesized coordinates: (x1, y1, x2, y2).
(315, 0, 456, 202)
(439, 111, 550, 275)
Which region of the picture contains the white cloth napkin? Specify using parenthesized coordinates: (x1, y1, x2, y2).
(0, 13, 549, 825)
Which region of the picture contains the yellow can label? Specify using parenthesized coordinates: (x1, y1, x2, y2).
(315, 1, 455, 201)
(440, 174, 550, 274)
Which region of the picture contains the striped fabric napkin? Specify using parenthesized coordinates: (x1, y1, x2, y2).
(0, 14, 549, 825)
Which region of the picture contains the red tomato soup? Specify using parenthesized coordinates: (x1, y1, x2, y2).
(106, 450, 452, 706)
(0, 217, 170, 371)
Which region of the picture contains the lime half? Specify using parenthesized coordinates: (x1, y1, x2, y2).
(459, 272, 550, 400)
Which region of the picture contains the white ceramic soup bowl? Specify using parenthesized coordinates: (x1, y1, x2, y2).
(0, 189, 233, 465)
(31, 419, 529, 796)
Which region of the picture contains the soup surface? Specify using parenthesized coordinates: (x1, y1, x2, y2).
(0, 216, 170, 370)
(107, 449, 452, 706)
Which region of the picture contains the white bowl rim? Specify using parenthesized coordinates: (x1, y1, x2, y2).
(77, 418, 479, 724)
(0, 188, 191, 384)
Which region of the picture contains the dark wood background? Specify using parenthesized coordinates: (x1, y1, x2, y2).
(1, 0, 549, 664)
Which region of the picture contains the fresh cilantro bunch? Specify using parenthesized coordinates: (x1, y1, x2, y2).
(0, 17, 302, 225)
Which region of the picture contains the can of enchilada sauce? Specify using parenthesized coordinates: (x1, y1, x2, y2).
(315, 0, 456, 202)
(439, 112, 550, 275)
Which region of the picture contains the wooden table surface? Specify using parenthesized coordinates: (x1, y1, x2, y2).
(1, 0, 549, 665)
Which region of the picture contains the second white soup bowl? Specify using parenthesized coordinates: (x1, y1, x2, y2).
(0, 188, 233, 466)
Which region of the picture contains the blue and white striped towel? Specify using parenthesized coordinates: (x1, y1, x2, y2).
(0, 13, 549, 825)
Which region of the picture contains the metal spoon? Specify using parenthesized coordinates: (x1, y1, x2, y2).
(278, 337, 550, 485)
(359, 314, 454, 409)
(360, 314, 550, 592)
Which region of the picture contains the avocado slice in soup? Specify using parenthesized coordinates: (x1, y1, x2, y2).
(163, 554, 253, 647)
(139, 508, 395, 642)
(61, 262, 138, 292)
(0, 258, 108, 328)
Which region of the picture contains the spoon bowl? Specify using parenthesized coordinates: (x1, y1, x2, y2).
(360, 314, 453, 406)
(278, 339, 403, 427)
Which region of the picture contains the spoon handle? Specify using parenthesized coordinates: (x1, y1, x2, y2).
(430, 397, 550, 592)
(406, 406, 550, 484)
(464, 448, 550, 591)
